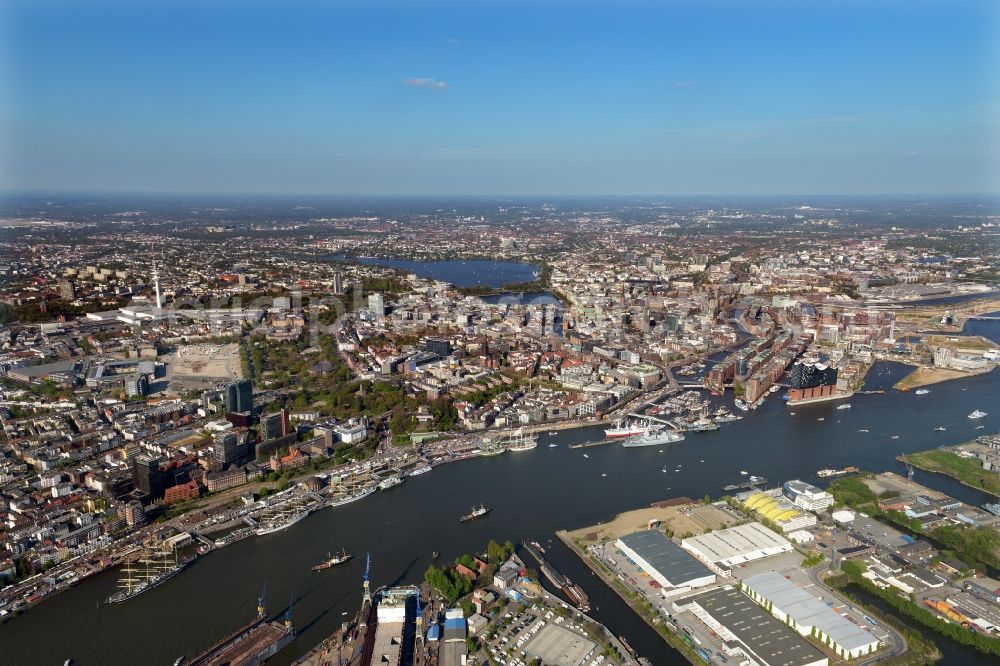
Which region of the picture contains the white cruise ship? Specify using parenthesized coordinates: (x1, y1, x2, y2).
(604, 418, 651, 439)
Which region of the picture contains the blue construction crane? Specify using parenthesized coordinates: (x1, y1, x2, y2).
(257, 581, 268, 618)
(362, 552, 371, 602)
(415, 592, 424, 633)
(284, 593, 295, 630)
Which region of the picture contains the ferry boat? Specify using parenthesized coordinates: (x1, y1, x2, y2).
(408, 464, 432, 477)
(817, 468, 845, 478)
(604, 418, 651, 439)
(621, 428, 685, 448)
(915, 389, 930, 395)
(106, 550, 187, 604)
(459, 504, 490, 522)
(968, 410, 988, 419)
(256, 510, 309, 536)
(836, 403, 852, 410)
(377, 476, 404, 491)
(312, 549, 352, 571)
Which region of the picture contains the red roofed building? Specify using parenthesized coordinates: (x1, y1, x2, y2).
(164, 480, 201, 504)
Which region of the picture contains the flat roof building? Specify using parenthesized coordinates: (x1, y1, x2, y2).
(783, 480, 834, 512)
(682, 522, 792, 571)
(616, 529, 716, 590)
(524, 624, 597, 666)
(673, 586, 827, 666)
(742, 571, 879, 659)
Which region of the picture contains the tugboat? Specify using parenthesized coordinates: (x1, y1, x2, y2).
(311, 549, 352, 571)
(459, 504, 490, 523)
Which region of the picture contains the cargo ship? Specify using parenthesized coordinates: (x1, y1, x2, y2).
(312, 549, 353, 571)
(106, 550, 188, 605)
(621, 428, 685, 448)
(460, 504, 490, 522)
(184, 587, 295, 666)
(604, 418, 651, 439)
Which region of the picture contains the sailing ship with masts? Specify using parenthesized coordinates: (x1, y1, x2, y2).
(106, 549, 188, 604)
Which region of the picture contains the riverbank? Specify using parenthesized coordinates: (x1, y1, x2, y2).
(899, 447, 1000, 497)
(555, 530, 704, 666)
(7, 340, 1000, 666)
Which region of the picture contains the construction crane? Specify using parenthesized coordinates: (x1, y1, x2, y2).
(284, 593, 295, 631)
(257, 581, 268, 618)
(362, 552, 371, 603)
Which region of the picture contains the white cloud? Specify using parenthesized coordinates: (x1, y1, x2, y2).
(446, 37, 461, 45)
(403, 77, 449, 91)
(673, 81, 696, 87)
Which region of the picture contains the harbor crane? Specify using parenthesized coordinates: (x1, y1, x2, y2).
(257, 581, 269, 618)
(362, 552, 371, 603)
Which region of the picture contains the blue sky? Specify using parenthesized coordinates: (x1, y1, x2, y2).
(2, 0, 998, 195)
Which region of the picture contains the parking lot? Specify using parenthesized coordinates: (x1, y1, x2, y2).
(485, 603, 608, 666)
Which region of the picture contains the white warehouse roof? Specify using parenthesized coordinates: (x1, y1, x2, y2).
(681, 522, 792, 568)
(743, 571, 879, 655)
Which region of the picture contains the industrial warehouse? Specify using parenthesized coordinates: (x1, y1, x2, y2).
(741, 572, 880, 660)
(673, 586, 829, 666)
(615, 529, 716, 590)
(681, 522, 793, 571)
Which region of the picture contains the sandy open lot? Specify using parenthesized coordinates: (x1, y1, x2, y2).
(163, 342, 243, 391)
(895, 364, 993, 390)
(564, 501, 740, 544)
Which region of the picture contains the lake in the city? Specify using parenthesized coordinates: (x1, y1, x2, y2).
(328, 256, 540, 288)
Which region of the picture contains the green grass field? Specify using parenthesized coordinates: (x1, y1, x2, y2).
(902, 449, 1000, 496)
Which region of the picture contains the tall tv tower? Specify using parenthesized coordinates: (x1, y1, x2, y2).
(152, 254, 163, 310)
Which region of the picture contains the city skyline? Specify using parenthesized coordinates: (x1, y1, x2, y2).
(3, 0, 999, 196)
